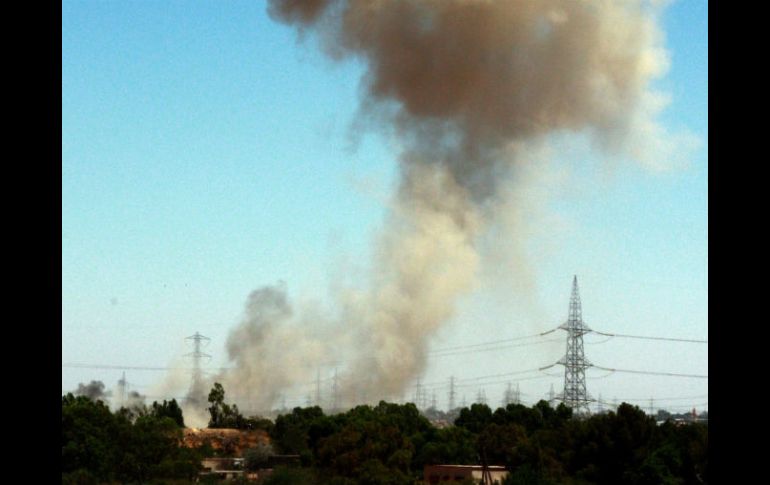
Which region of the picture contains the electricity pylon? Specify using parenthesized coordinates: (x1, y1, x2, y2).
(184, 332, 211, 407)
(558, 276, 592, 416)
(117, 371, 127, 409)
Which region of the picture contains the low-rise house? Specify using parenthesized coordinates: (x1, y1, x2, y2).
(198, 457, 246, 482)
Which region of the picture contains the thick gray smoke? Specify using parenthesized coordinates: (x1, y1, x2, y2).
(74, 380, 111, 402)
(125, 390, 146, 409)
(215, 0, 675, 412)
(220, 284, 329, 411)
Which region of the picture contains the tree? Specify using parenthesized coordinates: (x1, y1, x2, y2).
(246, 415, 275, 434)
(151, 398, 185, 427)
(62, 393, 202, 483)
(62, 394, 125, 483)
(272, 405, 327, 457)
(207, 382, 247, 428)
(261, 466, 319, 485)
(415, 425, 476, 467)
(313, 404, 419, 483)
(455, 403, 493, 433)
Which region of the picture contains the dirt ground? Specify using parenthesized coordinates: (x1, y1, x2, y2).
(182, 428, 270, 456)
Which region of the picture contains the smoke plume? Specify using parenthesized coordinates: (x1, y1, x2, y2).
(213, 0, 677, 413)
(126, 390, 145, 405)
(220, 284, 329, 411)
(74, 380, 112, 402)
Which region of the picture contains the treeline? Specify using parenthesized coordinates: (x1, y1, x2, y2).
(62, 384, 708, 484)
(263, 400, 707, 485)
(61, 394, 203, 484)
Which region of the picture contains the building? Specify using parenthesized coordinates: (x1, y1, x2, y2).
(199, 457, 245, 481)
(423, 465, 509, 484)
(201, 457, 244, 471)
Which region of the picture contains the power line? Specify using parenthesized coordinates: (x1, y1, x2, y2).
(63, 327, 703, 373)
(428, 329, 560, 354)
(64, 275, 706, 413)
(429, 338, 564, 358)
(588, 373, 614, 380)
(315, 333, 563, 367)
(591, 365, 707, 379)
(585, 335, 614, 345)
(592, 397, 708, 412)
(608, 394, 709, 403)
(591, 330, 707, 344)
(451, 373, 555, 389)
(62, 363, 201, 371)
(422, 365, 551, 387)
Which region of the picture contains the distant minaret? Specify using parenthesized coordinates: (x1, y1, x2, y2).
(558, 276, 592, 416)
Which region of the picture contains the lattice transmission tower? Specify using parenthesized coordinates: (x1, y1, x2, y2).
(117, 371, 127, 409)
(185, 332, 211, 407)
(557, 276, 592, 416)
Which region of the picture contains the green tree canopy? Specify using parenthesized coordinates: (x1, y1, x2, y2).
(151, 398, 185, 427)
(62, 393, 201, 483)
(207, 382, 250, 428)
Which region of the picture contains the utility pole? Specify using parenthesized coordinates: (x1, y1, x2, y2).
(480, 449, 493, 485)
(315, 369, 321, 408)
(184, 332, 211, 407)
(448, 376, 456, 411)
(558, 276, 592, 417)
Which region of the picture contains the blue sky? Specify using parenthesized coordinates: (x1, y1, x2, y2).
(62, 0, 707, 413)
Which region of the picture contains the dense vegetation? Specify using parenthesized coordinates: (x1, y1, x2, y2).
(61, 394, 203, 484)
(208, 382, 275, 432)
(62, 383, 708, 484)
(264, 400, 707, 485)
